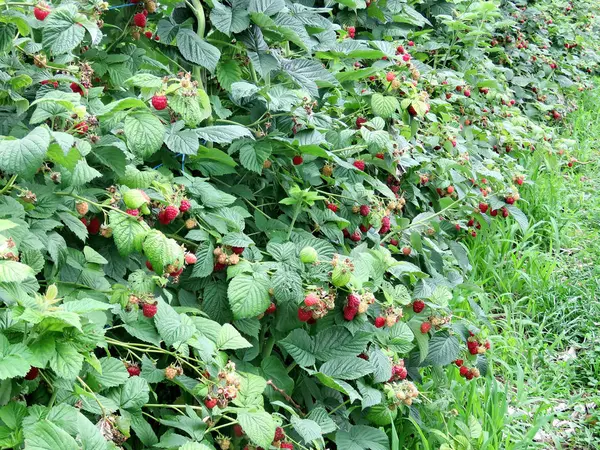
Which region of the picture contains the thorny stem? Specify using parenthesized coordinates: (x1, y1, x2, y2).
(266, 379, 305, 416)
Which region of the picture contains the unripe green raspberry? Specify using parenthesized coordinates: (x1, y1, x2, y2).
(299, 246, 318, 263)
(331, 265, 351, 287)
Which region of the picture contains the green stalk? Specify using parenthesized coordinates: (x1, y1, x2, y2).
(286, 203, 302, 240)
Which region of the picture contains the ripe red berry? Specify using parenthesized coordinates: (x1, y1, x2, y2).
(447, 185, 455, 194)
(74, 122, 88, 134)
(304, 293, 319, 307)
(459, 366, 469, 377)
(25, 367, 39, 380)
(359, 205, 370, 216)
(126, 209, 139, 216)
(353, 160, 365, 171)
(293, 155, 303, 165)
(326, 202, 338, 213)
(151, 95, 168, 110)
(413, 300, 425, 313)
(170, 267, 184, 277)
(144, 31, 153, 38)
(213, 262, 226, 271)
(455, 359, 464, 367)
(34, 4, 50, 21)
(154, 35, 160, 41)
(408, 105, 418, 116)
(185, 253, 197, 265)
(298, 308, 313, 322)
(375, 153, 384, 159)
(343, 305, 358, 321)
(231, 246, 245, 255)
(465, 370, 474, 380)
(479, 202, 489, 213)
(204, 398, 218, 409)
(347, 294, 361, 309)
(464, 89, 471, 97)
(374, 317, 386, 328)
(402, 53, 411, 62)
(87, 217, 101, 235)
(420, 322, 431, 333)
(234, 425, 244, 437)
(490, 209, 498, 217)
(274, 427, 286, 441)
(408, 40, 414, 46)
(350, 231, 361, 242)
(179, 199, 191, 212)
(389, 238, 399, 246)
(386, 72, 396, 82)
(70, 82, 84, 96)
(142, 302, 158, 318)
(133, 12, 147, 27)
(505, 196, 515, 205)
(127, 365, 141, 377)
(402, 247, 411, 256)
(502, 207, 509, 218)
(356, 117, 367, 128)
(163, 205, 179, 223)
(145, 260, 154, 271)
(281, 444, 294, 450)
(265, 302, 276, 314)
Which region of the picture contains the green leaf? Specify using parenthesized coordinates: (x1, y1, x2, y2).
(239, 141, 271, 173)
(49, 341, 83, 379)
(195, 125, 254, 144)
(0, 260, 35, 283)
(89, 357, 129, 389)
(124, 112, 165, 158)
(222, 232, 254, 247)
(154, 299, 196, 347)
(261, 356, 294, 401)
(109, 376, 150, 411)
(371, 94, 399, 119)
(0, 127, 50, 178)
(216, 323, 252, 350)
(335, 425, 389, 450)
(109, 211, 149, 256)
(313, 327, 371, 361)
(42, 8, 85, 55)
(191, 241, 215, 278)
(58, 212, 88, 242)
(227, 273, 270, 319)
(210, 2, 250, 36)
(320, 356, 374, 380)
(387, 322, 414, 353)
(236, 410, 276, 449)
(24, 420, 79, 450)
(216, 60, 242, 91)
(279, 328, 315, 367)
(248, 0, 285, 15)
(291, 415, 322, 443)
(189, 179, 236, 208)
(176, 28, 221, 73)
(72, 159, 102, 186)
(169, 92, 211, 127)
(142, 230, 184, 275)
(422, 332, 460, 367)
(0, 335, 30, 380)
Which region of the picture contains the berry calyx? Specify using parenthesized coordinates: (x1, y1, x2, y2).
(293, 155, 303, 165)
(413, 300, 425, 313)
(374, 317, 386, 328)
(353, 160, 365, 171)
(142, 302, 158, 318)
(127, 365, 141, 377)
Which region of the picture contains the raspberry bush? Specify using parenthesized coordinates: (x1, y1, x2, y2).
(0, 0, 597, 448)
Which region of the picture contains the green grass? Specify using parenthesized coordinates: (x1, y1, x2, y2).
(465, 88, 600, 449)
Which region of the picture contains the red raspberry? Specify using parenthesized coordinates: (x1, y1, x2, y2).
(151, 95, 168, 110)
(281, 444, 294, 450)
(213, 262, 226, 271)
(408, 40, 415, 46)
(467, 341, 478, 355)
(386, 72, 396, 82)
(490, 209, 498, 217)
(479, 202, 489, 213)
(304, 293, 319, 307)
(396, 45, 405, 54)
(185, 253, 197, 265)
(353, 160, 365, 171)
(179, 199, 191, 212)
(455, 359, 464, 367)
(204, 398, 218, 409)
(25, 367, 39, 380)
(170, 267, 184, 277)
(402, 54, 411, 62)
(459, 366, 469, 377)
(484, 340, 491, 349)
(154, 35, 160, 41)
(326, 203, 338, 212)
(142, 302, 158, 318)
(145, 261, 154, 271)
(274, 427, 285, 441)
(359, 224, 371, 233)
(447, 186, 455, 194)
(464, 89, 471, 97)
(465, 370, 474, 380)
(342, 229, 350, 238)
(234, 425, 244, 437)
(505, 196, 515, 205)
(343, 305, 358, 321)
(80, 218, 88, 226)
(133, 12, 147, 27)
(468, 218, 475, 227)
(420, 322, 431, 333)
(265, 302, 276, 314)
(126, 209, 139, 217)
(413, 300, 425, 313)
(87, 217, 101, 235)
(293, 155, 303, 165)
(375, 153, 384, 159)
(374, 317, 386, 328)
(350, 231, 361, 242)
(127, 365, 141, 377)
(402, 247, 411, 256)
(144, 31, 153, 38)
(381, 215, 390, 227)
(359, 205, 370, 216)
(70, 82, 84, 95)
(142, 9, 148, 16)
(163, 205, 179, 223)
(502, 207, 509, 218)
(358, 353, 369, 360)
(231, 247, 245, 255)
(74, 122, 88, 134)
(389, 238, 399, 246)
(355, 117, 367, 128)
(298, 308, 313, 322)
(34, 4, 50, 21)
(347, 294, 361, 309)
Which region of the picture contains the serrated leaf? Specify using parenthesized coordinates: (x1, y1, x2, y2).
(24, 420, 79, 450)
(216, 60, 242, 90)
(72, 159, 102, 186)
(210, 2, 250, 36)
(320, 356, 374, 380)
(109, 376, 150, 411)
(89, 357, 129, 389)
(49, 341, 83, 379)
(142, 230, 184, 275)
(109, 211, 149, 256)
(279, 329, 315, 367)
(58, 212, 88, 242)
(154, 300, 196, 347)
(191, 240, 215, 278)
(239, 141, 271, 173)
(124, 112, 165, 158)
(177, 28, 221, 73)
(227, 273, 270, 319)
(42, 8, 85, 55)
(291, 415, 322, 443)
(422, 332, 460, 367)
(313, 327, 371, 361)
(0, 260, 35, 283)
(237, 410, 276, 449)
(371, 94, 399, 119)
(216, 323, 252, 350)
(335, 425, 389, 450)
(0, 127, 50, 178)
(195, 125, 253, 144)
